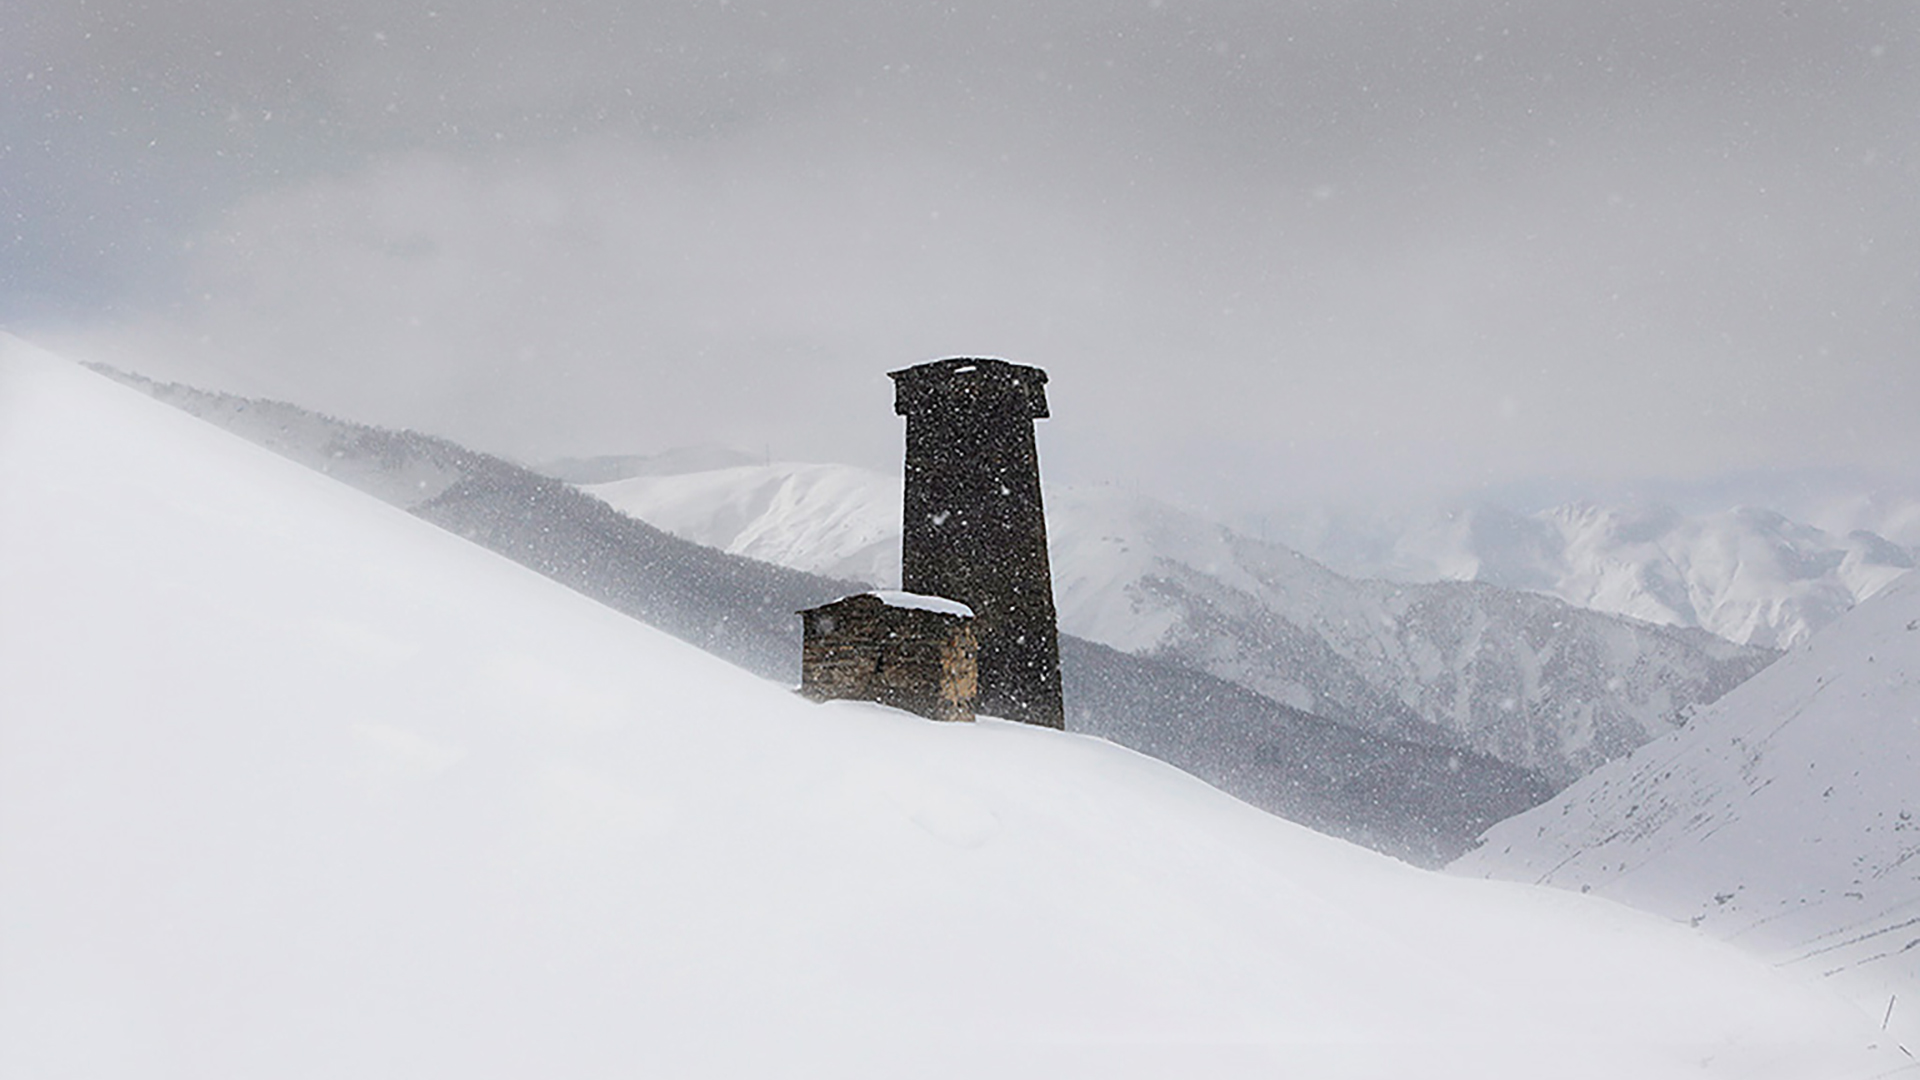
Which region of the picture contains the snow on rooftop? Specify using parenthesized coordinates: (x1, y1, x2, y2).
(0, 332, 1907, 1077)
(864, 590, 974, 617)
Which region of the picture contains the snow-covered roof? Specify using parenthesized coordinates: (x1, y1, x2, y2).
(863, 590, 974, 618)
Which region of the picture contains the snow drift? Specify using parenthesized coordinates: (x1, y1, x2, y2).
(1455, 564, 1920, 1048)
(2, 336, 1901, 1077)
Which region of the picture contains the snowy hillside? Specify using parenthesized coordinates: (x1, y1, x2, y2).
(588, 464, 1773, 783)
(1294, 501, 1914, 649)
(89, 366, 1557, 865)
(1453, 568, 1920, 1048)
(2, 339, 1908, 1077)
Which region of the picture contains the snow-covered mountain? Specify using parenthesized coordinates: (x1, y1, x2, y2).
(1806, 489, 1920, 550)
(540, 445, 764, 484)
(587, 464, 1774, 784)
(589, 462, 902, 588)
(3, 337, 1908, 1077)
(1452, 568, 1920, 1048)
(87, 365, 1552, 866)
(1290, 501, 1915, 650)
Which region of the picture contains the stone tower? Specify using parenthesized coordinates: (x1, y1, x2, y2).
(890, 357, 1063, 728)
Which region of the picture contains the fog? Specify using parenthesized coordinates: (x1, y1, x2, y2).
(7, 0, 1917, 517)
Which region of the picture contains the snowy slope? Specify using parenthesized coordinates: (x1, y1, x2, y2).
(1301, 502, 1914, 649)
(1453, 568, 1920, 1047)
(589, 465, 1772, 782)
(82, 368, 1554, 866)
(2, 339, 1907, 1076)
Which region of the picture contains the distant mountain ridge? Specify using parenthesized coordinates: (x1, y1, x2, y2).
(1289, 500, 1915, 649)
(583, 462, 1776, 784)
(93, 367, 1550, 866)
(540, 446, 764, 484)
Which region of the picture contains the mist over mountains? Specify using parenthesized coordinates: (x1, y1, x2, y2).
(40, 347, 1920, 1058)
(1286, 499, 1918, 650)
(584, 461, 1777, 784)
(94, 367, 1549, 866)
(12, 0, 1919, 1061)
(13, 338, 1904, 1077)
(94, 366, 1913, 852)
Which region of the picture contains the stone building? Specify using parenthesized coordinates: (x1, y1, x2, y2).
(797, 591, 979, 723)
(889, 357, 1064, 728)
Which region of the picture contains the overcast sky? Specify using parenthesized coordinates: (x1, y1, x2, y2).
(6, 0, 1916, 516)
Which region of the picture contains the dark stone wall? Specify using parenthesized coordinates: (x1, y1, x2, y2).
(891, 358, 1064, 728)
(799, 595, 978, 723)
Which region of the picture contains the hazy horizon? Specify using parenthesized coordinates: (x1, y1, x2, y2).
(8, 0, 1917, 519)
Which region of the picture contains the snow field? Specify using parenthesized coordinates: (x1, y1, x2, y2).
(1456, 562, 1920, 1050)
(0, 335, 1905, 1078)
